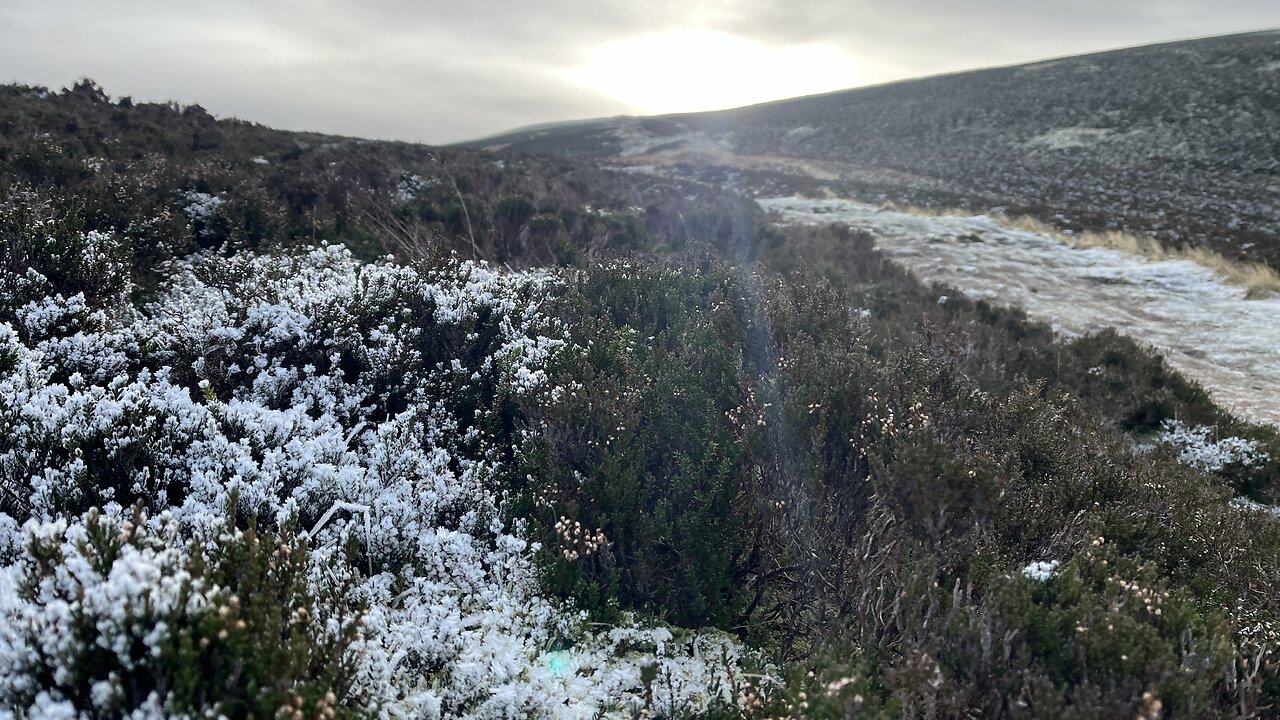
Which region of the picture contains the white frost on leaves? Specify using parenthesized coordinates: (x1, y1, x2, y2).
(1230, 496, 1280, 518)
(181, 191, 222, 222)
(0, 511, 206, 701)
(395, 174, 435, 202)
(0, 514, 19, 562)
(1154, 420, 1269, 472)
(0, 244, 756, 718)
(1022, 560, 1059, 582)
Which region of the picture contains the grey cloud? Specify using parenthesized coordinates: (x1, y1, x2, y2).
(0, 0, 1276, 143)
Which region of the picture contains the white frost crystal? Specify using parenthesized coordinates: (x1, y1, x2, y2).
(0, 244, 759, 718)
(1154, 420, 1269, 472)
(1022, 560, 1060, 582)
(181, 191, 222, 222)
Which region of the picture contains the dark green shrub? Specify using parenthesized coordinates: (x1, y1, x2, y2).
(518, 261, 771, 629)
(0, 189, 133, 321)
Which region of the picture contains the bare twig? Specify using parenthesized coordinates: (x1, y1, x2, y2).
(429, 152, 479, 260)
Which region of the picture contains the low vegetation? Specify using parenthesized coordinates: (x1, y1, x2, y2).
(2, 81, 1280, 718)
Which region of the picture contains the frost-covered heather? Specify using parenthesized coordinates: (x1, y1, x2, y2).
(180, 191, 225, 242)
(395, 174, 434, 202)
(1021, 560, 1059, 582)
(1153, 420, 1270, 472)
(181, 191, 222, 223)
(0, 508, 214, 720)
(0, 244, 755, 719)
(1230, 496, 1280, 518)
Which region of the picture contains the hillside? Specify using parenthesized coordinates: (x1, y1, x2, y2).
(470, 31, 1280, 267)
(2, 80, 1280, 719)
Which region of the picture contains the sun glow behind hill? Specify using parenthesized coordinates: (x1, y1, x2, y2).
(561, 29, 862, 115)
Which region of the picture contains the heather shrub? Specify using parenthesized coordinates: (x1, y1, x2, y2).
(4, 80, 1280, 718)
(518, 260, 771, 629)
(0, 504, 370, 719)
(0, 189, 134, 321)
(0, 240, 760, 717)
(492, 195, 536, 261)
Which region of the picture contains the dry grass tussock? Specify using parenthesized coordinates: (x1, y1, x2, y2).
(877, 201, 1280, 298)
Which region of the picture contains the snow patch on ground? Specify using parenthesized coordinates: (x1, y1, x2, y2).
(1026, 127, 1113, 150)
(762, 197, 1280, 427)
(612, 124, 735, 157)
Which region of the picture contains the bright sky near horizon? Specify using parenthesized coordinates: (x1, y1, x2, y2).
(0, 1, 1277, 143)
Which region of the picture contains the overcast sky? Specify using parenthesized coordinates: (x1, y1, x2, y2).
(1, 1, 1277, 144)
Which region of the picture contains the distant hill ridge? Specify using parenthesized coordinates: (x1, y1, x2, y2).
(467, 30, 1280, 266)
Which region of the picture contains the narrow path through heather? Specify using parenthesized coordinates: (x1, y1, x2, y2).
(762, 197, 1280, 428)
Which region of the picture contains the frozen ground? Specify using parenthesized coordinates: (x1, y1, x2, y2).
(762, 197, 1280, 427)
